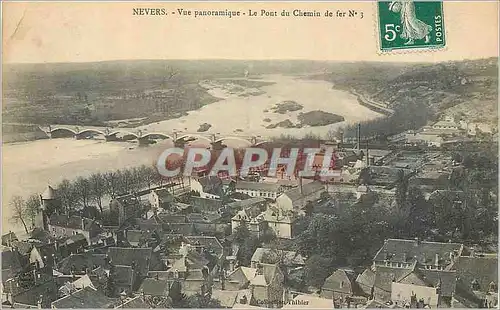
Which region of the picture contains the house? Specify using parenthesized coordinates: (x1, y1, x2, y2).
(453, 254, 498, 308)
(29, 243, 57, 271)
(391, 282, 439, 308)
(411, 170, 451, 189)
(372, 238, 463, 270)
(51, 287, 117, 308)
(276, 180, 325, 212)
(251, 248, 305, 272)
(321, 268, 362, 299)
(358, 264, 457, 305)
(58, 274, 96, 296)
(119, 229, 153, 247)
(4, 272, 58, 308)
(360, 166, 412, 187)
(107, 247, 155, 278)
(249, 263, 285, 308)
(190, 176, 224, 199)
(234, 181, 284, 200)
(227, 197, 267, 213)
(53, 234, 89, 258)
(165, 244, 212, 296)
(356, 238, 465, 306)
(335, 150, 360, 167)
(56, 252, 108, 275)
(184, 236, 224, 261)
(260, 208, 295, 239)
(190, 196, 224, 214)
(211, 289, 252, 308)
(113, 294, 150, 308)
(112, 264, 137, 294)
(231, 205, 267, 238)
(216, 266, 257, 291)
(187, 213, 226, 235)
(47, 214, 102, 244)
(136, 217, 163, 232)
(139, 277, 170, 297)
(2, 232, 19, 247)
(109, 194, 141, 226)
(149, 188, 174, 210)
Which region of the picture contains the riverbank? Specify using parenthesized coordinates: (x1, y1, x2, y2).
(348, 89, 394, 116)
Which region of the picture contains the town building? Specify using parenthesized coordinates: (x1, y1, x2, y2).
(249, 263, 285, 308)
(47, 214, 102, 244)
(234, 181, 285, 200)
(148, 188, 174, 210)
(321, 268, 362, 300)
(190, 176, 224, 199)
(276, 180, 325, 212)
(110, 194, 141, 226)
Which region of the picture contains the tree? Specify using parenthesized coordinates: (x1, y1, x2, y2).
(184, 293, 222, 308)
(104, 171, 120, 198)
(395, 169, 408, 209)
(57, 179, 78, 213)
(10, 196, 31, 234)
(25, 194, 41, 229)
(73, 176, 91, 209)
(304, 255, 334, 288)
(89, 172, 106, 213)
(234, 224, 260, 266)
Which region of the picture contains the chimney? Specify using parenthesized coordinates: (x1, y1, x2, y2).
(434, 254, 439, 267)
(402, 252, 407, 262)
(366, 141, 370, 166)
(357, 124, 361, 150)
(414, 237, 420, 246)
(81, 217, 85, 230)
(8, 231, 13, 247)
(220, 269, 226, 290)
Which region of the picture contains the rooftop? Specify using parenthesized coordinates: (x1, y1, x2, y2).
(235, 181, 282, 192)
(281, 180, 325, 202)
(51, 287, 116, 308)
(373, 239, 463, 266)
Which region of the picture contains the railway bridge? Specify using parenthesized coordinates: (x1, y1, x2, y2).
(39, 125, 270, 147)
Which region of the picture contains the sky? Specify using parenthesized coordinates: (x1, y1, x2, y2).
(2, 1, 498, 63)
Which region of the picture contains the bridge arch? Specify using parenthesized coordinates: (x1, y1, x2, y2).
(108, 130, 139, 138)
(141, 133, 174, 140)
(78, 129, 106, 136)
(253, 140, 270, 146)
(50, 127, 77, 135)
(214, 137, 253, 145)
(176, 134, 212, 143)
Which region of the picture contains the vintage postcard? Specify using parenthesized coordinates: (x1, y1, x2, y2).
(1, 1, 498, 309)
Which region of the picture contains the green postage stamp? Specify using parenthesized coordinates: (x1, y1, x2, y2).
(378, 1, 445, 52)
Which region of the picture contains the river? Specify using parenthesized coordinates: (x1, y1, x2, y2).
(2, 74, 383, 236)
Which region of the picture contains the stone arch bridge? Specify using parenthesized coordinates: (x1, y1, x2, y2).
(40, 125, 269, 147)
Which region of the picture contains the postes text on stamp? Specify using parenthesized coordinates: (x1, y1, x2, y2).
(378, 1, 445, 52)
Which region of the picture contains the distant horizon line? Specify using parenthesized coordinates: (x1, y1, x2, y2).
(4, 56, 498, 66)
